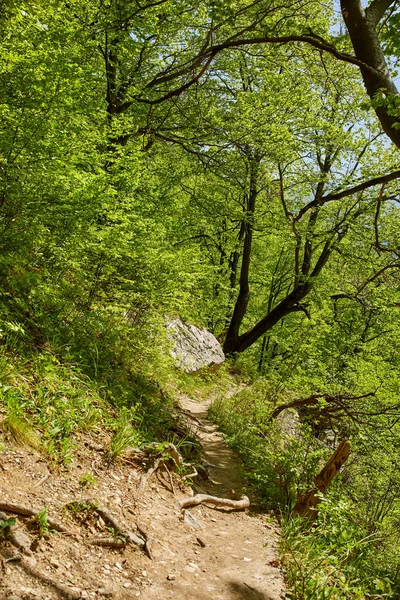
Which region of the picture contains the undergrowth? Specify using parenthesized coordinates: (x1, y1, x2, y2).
(0, 314, 189, 464)
(210, 382, 399, 599)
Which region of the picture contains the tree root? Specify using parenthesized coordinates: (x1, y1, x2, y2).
(181, 466, 198, 481)
(85, 500, 145, 548)
(0, 502, 73, 534)
(0, 510, 33, 555)
(0, 548, 83, 599)
(179, 493, 250, 511)
(90, 537, 126, 548)
(137, 443, 198, 493)
(138, 458, 162, 493)
(162, 462, 175, 495)
(136, 524, 155, 560)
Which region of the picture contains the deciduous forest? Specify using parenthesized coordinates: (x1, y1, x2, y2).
(1, 0, 400, 597)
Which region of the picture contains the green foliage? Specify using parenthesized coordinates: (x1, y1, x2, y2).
(210, 384, 327, 508)
(107, 407, 143, 462)
(281, 503, 394, 599)
(79, 473, 97, 488)
(34, 507, 51, 538)
(0, 1, 400, 597)
(2, 413, 42, 451)
(0, 517, 16, 538)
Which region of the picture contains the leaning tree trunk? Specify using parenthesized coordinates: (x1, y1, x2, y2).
(341, 0, 400, 148)
(293, 439, 351, 519)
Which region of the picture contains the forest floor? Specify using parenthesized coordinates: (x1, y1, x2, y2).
(0, 385, 285, 600)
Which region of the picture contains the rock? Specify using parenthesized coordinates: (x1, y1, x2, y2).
(184, 510, 205, 529)
(97, 588, 114, 597)
(9, 529, 33, 554)
(166, 317, 225, 373)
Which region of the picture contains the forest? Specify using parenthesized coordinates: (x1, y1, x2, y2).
(1, 0, 400, 598)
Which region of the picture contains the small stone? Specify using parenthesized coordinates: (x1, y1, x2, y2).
(123, 582, 131, 588)
(50, 557, 61, 568)
(97, 588, 114, 597)
(184, 511, 205, 529)
(166, 574, 176, 581)
(141, 570, 147, 577)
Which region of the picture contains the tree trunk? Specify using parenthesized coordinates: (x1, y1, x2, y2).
(223, 240, 332, 354)
(293, 439, 351, 519)
(224, 155, 260, 351)
(341, 0, 400, 148)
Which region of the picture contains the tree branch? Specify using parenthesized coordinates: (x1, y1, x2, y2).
(366, 0, 397, 25)
(295, 170, 400, 221)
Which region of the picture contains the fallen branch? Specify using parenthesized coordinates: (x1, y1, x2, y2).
(0, 548, 83, 599)
(268, 392, 375, 423)
(0, 502, 73, 534)
(179, 494, 250, 511)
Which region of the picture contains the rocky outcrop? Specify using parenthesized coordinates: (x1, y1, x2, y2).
(166, 317, 225, 373)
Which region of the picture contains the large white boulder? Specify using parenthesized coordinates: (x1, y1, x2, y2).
(166, 317, 225, 373)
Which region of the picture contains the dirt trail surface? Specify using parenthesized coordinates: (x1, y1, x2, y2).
(0, 392, 285, 600)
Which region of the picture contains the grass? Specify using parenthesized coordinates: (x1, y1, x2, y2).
(210, 382, 399, 599)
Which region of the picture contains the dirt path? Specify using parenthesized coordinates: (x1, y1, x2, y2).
(162, 393, 286, 600)
(0, 391, 285, 600)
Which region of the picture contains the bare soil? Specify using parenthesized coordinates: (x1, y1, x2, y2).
(0, 390, 286, 600)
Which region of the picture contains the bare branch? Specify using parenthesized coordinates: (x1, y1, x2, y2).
(295, 170, 400, 221)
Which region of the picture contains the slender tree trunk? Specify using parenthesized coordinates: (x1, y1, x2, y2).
(224, 156, 260, 351)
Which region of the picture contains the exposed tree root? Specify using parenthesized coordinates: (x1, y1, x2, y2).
(90, 536, 126, 548)
(0, 548, 83, 599)
(136, 524, 155, 560)
(85, 500, 145, 548)
(181, 466, 198, 481)
(0, 502, 73, 535)
(136, 442, 197, 493)
(179, 494, 250, 511)
(139, 458, 162, 493)
(162, 462, 175, 495)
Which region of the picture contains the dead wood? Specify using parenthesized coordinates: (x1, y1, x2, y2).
(293, 439, 351, 519)
(0, 548, 83, 599)
(34, 473, 50, 488)
(179, 493, 250, 511)
(196, 536, 206, 547)
(269, 392, 375, 423)
(0, 502, 72, 534)
(85, 500, 145, 547)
